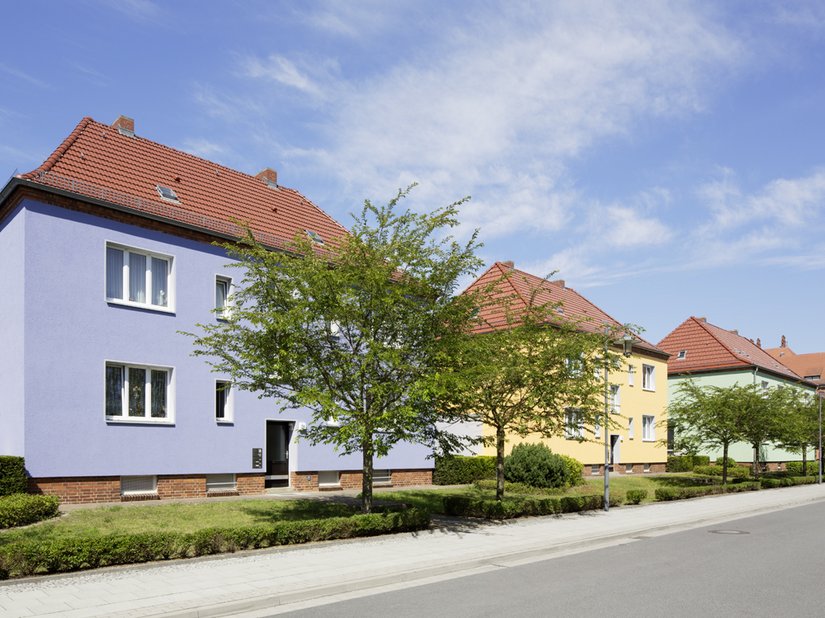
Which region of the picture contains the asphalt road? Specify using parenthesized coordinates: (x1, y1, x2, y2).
(279, 501, 825, 617)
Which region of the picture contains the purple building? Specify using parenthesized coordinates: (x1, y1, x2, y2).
(0, 115, 433, 503)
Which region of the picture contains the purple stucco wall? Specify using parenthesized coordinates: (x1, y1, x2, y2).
(14, 198, 431, 478)
(0, 204, 26, 456)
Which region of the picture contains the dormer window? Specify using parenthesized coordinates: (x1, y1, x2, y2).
(306, 230, 324, 245)
(156, 185, 179, 202)
(677, 350, 687, 360)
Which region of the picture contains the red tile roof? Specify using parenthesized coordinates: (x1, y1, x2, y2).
(658, 316, 807, 382)
(17, 117, 348, 250)
(765, 345, 825, 386)
(463, 262, 667, 357)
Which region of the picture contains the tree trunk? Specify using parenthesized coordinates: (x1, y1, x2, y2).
(752, 443, 760, 479)
(722, 442, 729, 485)
(361, 439, 374, 514)
(802, 446, 808, 476)
(495, 427, 505, 501)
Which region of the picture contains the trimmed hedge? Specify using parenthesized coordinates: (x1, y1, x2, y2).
(760, 475, 818, 489)
(0, 457, 27, 497)
(654, 482, 760, 501)
(784, 461, 821, 477)
(666, 455, 712, 472)
(433, 456, 496, 485)
(693, 464, 751, 479)
(625, 489, 648, 505)
(442, 493, 622, 520)
(0, 494, 60, 529)
(0, 508, 429, 579)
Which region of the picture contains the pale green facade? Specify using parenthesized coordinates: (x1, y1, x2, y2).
(668, 370, 816, 464)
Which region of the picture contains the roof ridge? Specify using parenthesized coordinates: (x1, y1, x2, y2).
(20, 116, 93, 179)
(692, 317, 744, 362)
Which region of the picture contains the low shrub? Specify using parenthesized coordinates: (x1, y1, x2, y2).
(558, 455, 585, 486)
(666, 455, 694, 472)
(784, 461, 821, 477)
(0, 494, 59, 529)
(715, 457, 740, 469)
(503, 444, 581, 489)
(442, 493, 621, 520)
(0, 457, 27, 497)
(433, 456, 496, 485)
(654, 482, 760, 502)
(693, 455, 710, 467)
(694, 465, 750, 479)
(625, 489, 648, 505)
(0, 508, 429, 579)
(760, 476, 818, 489)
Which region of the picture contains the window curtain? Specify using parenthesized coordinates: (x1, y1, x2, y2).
(106, 247, 124, 300)
(129, 253, 146, 303)
(151, 257, 168, 306)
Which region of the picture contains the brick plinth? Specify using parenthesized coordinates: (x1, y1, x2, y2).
(290, 469, 433, 491)
(585, 462, 667, 477)
(29, 473, 266, 504)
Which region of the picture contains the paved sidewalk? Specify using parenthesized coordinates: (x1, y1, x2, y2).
(2, 484, 825, 618)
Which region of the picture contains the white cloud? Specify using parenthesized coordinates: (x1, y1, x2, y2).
(180, 138, 227, 159)
(95, 0, 160, 21)
(241, 55, 329, 98)
(0, 63, 49, 89)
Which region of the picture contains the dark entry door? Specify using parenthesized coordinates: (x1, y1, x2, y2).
(266, 421, 293, 488)
(610, 434, 620, 465)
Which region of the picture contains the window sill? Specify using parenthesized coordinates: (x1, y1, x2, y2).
(642, 438, 655, 442)
(642, 387, 655, 392)
(216, 420, 234, 425)
(107, 417, 175, 426)
(107, 299, 176, 315)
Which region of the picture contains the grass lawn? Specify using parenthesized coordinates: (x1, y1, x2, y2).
(0, 499, 357, 547)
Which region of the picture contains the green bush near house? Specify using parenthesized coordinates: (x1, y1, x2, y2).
(503, 444, 582, 489)
(693, 464, 751, 479)
(625, 489, 648, 505)
(0, 494, 60, 529)
(760, 476, 818, 489)
(0, 457, 27, 497)
(784, 461, 821, 476)
(666, 455, 694, 472)
(693, 455, 710, 467)
(0, 507, 429, 579)
(433, 455, 496, 485)
(654, 482, 760, 501)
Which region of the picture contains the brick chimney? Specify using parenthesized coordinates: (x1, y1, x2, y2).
(756, 338, 762, 348)
(112, 115, 135, 136)
(781, 335, 787, 348)
(697, 316, 706, 322)
(256, 168, 278, 187)
(730, 329, 738, 335)
(501, 260, 514, 269)
(550, 279, 565, 289)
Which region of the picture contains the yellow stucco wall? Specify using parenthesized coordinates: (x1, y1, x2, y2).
(482, 352, 669, 467)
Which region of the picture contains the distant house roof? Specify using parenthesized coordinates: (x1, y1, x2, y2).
(658, 316, 811, 383)
(462, 261, 668, 359)
(765, 337, 825, 387)
(6, 116, 348, 250)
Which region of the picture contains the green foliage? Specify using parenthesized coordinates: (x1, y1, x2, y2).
(442, 493, 621, 520)
(654, 482, 760, 501)
(693, 455, 710, 466)
(714, 457, 740, 469)
(187, 187, 483, 513)
(0, 494, 59, 529)
(0, 457, 27, 497)
(666, 455, 695, 472)
(784, 461, 821, 476)
(503, 444, 581, 489)
(769, 389, 820, 458)
(433, 456, 496, 485)
(625, 489, 648, 504)
(759, 475, 818, 489)
(558, 454, 585, 486)
(694, 464, 750, 479)
(0, 508, 429, 579)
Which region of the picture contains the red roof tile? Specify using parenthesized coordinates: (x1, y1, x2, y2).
(765, 346, 825, 386)
(18, 117, 348, 250)
(463, 262, 666, 357)
(658, 316, 806, 382)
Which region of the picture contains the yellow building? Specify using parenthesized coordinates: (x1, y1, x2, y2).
(465, 261, 670, 474)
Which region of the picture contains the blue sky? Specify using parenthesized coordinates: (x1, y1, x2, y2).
(3, 0, 825, 352)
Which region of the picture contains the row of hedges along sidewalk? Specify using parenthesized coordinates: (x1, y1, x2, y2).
(442, 493, 623, 519)
(0, 494, 60, 529)
(0, 508, 429, 579)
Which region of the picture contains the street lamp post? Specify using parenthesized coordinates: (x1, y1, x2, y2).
(604, 333, 634, 512)
(818, 387, 823, 485)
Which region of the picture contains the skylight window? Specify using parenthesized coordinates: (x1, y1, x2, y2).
(306, 230, 324, 244)
(677, 350, 687, 360)
(156, 185, 179, 202)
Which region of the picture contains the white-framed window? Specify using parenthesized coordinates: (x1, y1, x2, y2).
(565, 356, 583, 377)
(565, 409, 584, 440)
(628, 417, 635, 439)
(627, 364, 635, 386)
(318, 470, 341, 488)
(610, 385, 620, 413)
(625, 463, 634, 474)
(642, 364, 655, 391)
(761, 380, 769, 391)
(121, 475, 157, 496)
(106, 362, 173, 423)
(216, 380, 233, 423)
(642, 415, 655, 441)
(591, 464, 600, 475)
(215, 276, 233, 319)
(206, 474, 236, 492)
(106, 243, 173, 311)
(643, 463, 651, 473)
